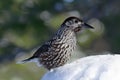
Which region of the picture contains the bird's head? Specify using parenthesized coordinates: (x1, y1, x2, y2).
(62, 16, 94, 32)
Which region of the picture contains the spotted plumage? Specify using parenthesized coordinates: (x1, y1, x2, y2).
(19, 16, 94, 70)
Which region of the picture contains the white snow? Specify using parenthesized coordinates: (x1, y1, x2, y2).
(41, 54, 120, 80)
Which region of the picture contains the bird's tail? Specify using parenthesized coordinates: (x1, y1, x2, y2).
(17, 56, 35, 64)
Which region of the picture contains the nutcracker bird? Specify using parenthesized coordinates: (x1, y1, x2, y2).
(18, 16, 94, 70)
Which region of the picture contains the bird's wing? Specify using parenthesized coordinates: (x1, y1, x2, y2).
(17, 38, 62, 64)
(33, 43, 51, 57)
(33, 38, 59, 57)
(17, 40, 53, 64)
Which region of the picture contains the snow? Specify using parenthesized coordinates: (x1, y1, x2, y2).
(41, 54, 120, 80)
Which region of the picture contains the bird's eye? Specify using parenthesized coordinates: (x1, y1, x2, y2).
(66, 26, 70, 28)
(75, 20, 78, 23)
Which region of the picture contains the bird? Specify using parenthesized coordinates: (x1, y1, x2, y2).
(18, 16, 94, 70)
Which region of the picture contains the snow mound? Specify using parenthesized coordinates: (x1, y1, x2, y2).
(41, 54, 120, 80)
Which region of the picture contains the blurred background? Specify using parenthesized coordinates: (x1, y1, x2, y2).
(0, 0, 120, 80)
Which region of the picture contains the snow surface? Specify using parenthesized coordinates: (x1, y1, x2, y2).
(41, 54, 120, 80)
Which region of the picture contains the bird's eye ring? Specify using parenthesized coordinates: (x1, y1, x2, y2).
(67, 26, 70, 28)
(75, 20, 78, 23)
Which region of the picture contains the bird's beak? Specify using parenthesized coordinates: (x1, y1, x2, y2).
(82, 22, 94, 29)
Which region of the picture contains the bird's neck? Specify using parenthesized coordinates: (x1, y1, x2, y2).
(55, 26, 77, 44)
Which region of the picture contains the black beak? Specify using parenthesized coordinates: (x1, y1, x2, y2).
(82, 23, 94, 29)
